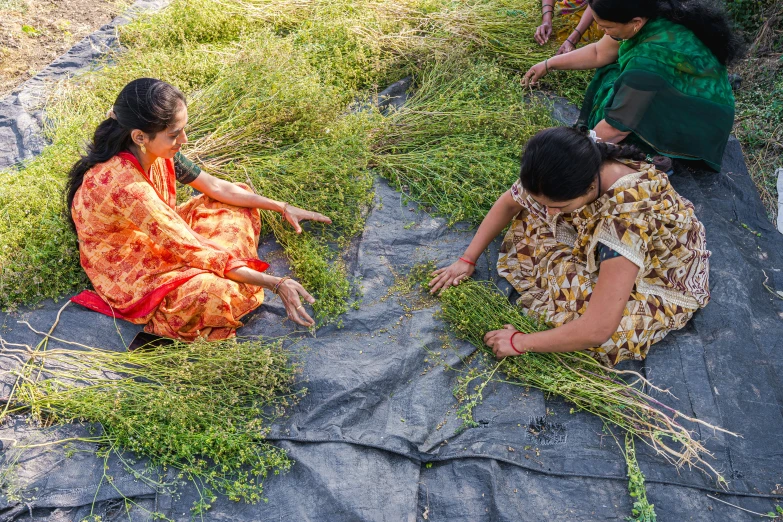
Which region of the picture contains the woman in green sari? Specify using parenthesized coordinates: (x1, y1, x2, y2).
(522, 0, 744, 171)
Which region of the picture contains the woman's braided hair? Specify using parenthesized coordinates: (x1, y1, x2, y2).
(519, 126, 645, 202)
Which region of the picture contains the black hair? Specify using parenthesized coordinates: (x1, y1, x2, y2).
(64, 78, 186, 230)
(519, 127, 645, 202)
(588, 0, 745, 65)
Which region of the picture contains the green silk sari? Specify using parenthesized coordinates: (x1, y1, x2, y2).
(578, 17, 735, 171)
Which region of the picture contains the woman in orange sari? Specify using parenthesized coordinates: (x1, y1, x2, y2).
(66, 78, 330, 341)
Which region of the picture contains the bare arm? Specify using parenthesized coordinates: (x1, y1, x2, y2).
(522, 34, 621, 86)
(558, 6, 596, 55)
(429, 190, 522, 293)
(484, 255, 638, 357)
(190, 171, 286, 212)
(189, 171, 332, 233)
(593, 119, 631, 144)
(225, 267, 316, 327)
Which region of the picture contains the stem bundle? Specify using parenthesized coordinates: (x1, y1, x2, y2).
(436, 279, 737, 483)
(1, 336, 301, 503)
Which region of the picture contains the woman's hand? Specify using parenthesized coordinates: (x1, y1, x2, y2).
(521, 61, 549, 87)
(429, 259, 476, 295)
(484, 325, 526, 359)
(277, 278, 317, 327)
(284, 205, 332, 234)
(557, 38, 576, 55)
(534, 21, 553, 45)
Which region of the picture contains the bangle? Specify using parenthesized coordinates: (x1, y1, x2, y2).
(573, 27, 584, 39)
(566, 37, 577, 46)
(273, 276, 291, 294)
(544, 58, 550, 73)
(510, 331, 526, 354)
(459, 257, 476, 266)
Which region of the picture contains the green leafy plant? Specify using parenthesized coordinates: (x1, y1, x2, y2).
(433, 278, 737, 483)
(2, 334, 303, 504)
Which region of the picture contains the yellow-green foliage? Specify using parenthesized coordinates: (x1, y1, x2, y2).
(8, 338, 301, 504)
(373, 58, 555, 224)
(0, 0, 587, 317)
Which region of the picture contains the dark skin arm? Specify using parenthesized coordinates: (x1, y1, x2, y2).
(484, 255, 639, 357)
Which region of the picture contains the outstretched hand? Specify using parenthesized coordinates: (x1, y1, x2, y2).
(429, 259, 475, 295)
(521, 61, 548, 88)
(557, 39, 576, 55)
(484, 324, 526, 359)
(277, 278, 317, 327)
(284, 205, 332, 234)
(534, 21, 553, 45)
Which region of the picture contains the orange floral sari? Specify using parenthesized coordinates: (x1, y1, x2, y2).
(71, 152, 268, 341)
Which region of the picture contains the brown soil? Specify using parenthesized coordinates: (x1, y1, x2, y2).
(0, 0, 131, 98)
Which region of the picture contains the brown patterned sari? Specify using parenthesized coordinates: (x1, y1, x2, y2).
(497, 160, 710, 366)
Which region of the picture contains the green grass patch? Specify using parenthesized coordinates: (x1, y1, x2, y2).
(372, 57, 554, 224)
(4, 337, 302, 507)
(0, 0, 589, 319)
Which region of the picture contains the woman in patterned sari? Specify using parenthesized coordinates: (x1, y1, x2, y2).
(66, 78, 331, 341)
(524, 0, 743, 171)
(429, 127, 710, 367)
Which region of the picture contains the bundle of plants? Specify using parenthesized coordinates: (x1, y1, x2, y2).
(360, 0, 592, 102)
(372, 58, 554, 225)
(435, 279, 737, 483)
(2, 337, 302, 504)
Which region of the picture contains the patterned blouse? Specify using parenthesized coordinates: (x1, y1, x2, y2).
(498, 160, 710, 358)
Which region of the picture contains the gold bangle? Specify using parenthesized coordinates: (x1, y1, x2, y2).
(273, 276, 291, 294)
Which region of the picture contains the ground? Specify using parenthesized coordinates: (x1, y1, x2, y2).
(0, 0, 129, 97)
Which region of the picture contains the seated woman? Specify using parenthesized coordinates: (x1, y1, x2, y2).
(66, 78, 331, 341)
(535, 0, 603, 55)
(524, 0, 743, 171)
(429, 127, 710, 366)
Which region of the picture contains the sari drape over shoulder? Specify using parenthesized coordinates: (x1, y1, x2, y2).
(71, 152, 268, 341)
(498, 161, 711, 366)
(579, 18, 735, 171)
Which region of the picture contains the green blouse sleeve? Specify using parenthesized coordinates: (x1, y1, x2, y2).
(173, 152, 201, 184)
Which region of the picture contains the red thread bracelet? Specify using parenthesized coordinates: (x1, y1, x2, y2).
(510, 331, 525, 354)
(459, 257, 476, 266)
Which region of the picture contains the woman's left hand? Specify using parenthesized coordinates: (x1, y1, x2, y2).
(557, 39, 576, 55)
(284, 205, 332, 234)
(484, 324, 527, 359)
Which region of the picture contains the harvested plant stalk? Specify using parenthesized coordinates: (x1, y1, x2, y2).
(373, 58, 554, 224)
(436, 279, 737, 483)
(1, 334, 302, 503)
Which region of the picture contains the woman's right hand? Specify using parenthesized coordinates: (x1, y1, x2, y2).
(534, 21, 553, 45)
(521, 61, 549, 88)
(429, 259, 476, 295)
(277, 278, 316, 327)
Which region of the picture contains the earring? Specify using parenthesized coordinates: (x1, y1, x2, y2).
(140, 143, 147, 154)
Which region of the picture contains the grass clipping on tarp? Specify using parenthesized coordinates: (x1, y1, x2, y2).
(1, 325, 302, 505)
(435, 278, 737, 484)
